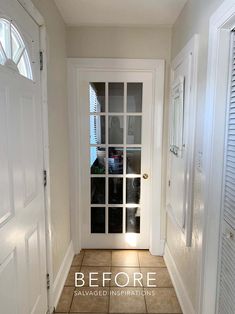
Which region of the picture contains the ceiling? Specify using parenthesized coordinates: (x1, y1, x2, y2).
(54, 0, 187, 27)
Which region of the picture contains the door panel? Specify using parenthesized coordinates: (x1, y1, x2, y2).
(79, 71, 153, 249)
(0, 1, 47, 313)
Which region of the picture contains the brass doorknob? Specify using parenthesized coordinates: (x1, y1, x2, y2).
(143, 173, 149, 180)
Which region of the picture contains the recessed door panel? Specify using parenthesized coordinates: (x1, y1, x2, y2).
(0, 251, 18, 314)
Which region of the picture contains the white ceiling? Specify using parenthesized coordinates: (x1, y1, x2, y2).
(55, 0, 187, 27)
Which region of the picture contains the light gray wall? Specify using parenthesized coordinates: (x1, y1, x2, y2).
(167, 0, 225, 311)
(32, 0, 71, 279)
(67, 26, 172, 239)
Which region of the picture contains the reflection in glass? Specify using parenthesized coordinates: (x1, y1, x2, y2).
(109, 207, 123, 233)
(91, 207, 105, 233)
(127, 83, 143, 112)
(126, 178, 140, 204)
(109, 178, 123, 204)
(90, 147, 106, 174)
(91, 178, 105, 204)
(109, 116, 123, 144)
(126, 148, 141, 174)
(108, 83, 124, 112)
(90, 116, 105, 144)
(108, 147, 123, 174)
(126, 208, 140, 233)
(89, 83, 105, 113)
(127, 116, 142, 144)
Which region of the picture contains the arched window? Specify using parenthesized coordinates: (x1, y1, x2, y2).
(0, 18, 33, 80)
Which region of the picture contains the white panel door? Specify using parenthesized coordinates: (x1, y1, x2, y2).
(79, 71, 153, 249)
(0, 1, 47, 313)
(168, 53, 192, 230)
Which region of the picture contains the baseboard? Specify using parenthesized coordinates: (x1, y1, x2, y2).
(164, 244, 195, 314)
(52, 241, 74, 310)
(150, 239, 165, 256)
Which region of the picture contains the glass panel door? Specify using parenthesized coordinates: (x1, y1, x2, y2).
(89, 82, 143, 235)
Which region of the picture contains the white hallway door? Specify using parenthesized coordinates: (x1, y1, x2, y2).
(79, 70, 153, 249)
(0, 1, 47, 314)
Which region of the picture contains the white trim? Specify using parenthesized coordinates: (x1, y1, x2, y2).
(68, 58, 165, 255)
(52, 241, 74, 310)
(164, 244, 195, 314)
(166, 35, 199, 247)
(16, 1, 54, 313)
(201, 1, 235, 314)
(17, 0, 44, 25)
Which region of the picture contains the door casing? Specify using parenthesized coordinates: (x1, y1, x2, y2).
(16, 1, 54, 313)
(201, 1, 235, 314)
(68, 58, 165, 255)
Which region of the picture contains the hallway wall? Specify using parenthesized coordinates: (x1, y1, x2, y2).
(32, 0, 71, 279)
(66, 25, 172, 241)
(167, 0, 225, 311)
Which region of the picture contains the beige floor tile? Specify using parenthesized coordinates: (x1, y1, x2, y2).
(56, 286, 74, 313)
(65, 266, 81, 286)
(144, 288, 182, 313)
(112, 250, 139, 267)
(72, 251, 85, 266)
(80, 266, 111, 287)
(83, 250, 112, 266)
(110, 267, 142, 287)
(138, 251, 166, 268)
(70, 287, 109, 312)
(109, 287, 146, 313)
(141, 268, 173, 288)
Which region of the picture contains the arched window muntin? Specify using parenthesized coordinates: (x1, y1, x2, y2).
(0, 17, 33, 80)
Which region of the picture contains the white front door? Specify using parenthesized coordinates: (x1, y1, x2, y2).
(79, 70, 153, 249)
(0, 1, 47, 313)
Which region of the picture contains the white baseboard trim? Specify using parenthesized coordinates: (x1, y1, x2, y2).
(52, 241, 74, 310)
(164, 244, 195, 314)
(150, 239, 165, 256)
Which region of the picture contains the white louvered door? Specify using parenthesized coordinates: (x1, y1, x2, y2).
(217, 31, 235, 314)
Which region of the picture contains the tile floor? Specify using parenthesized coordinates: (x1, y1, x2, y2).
(55, 250, 182, 314)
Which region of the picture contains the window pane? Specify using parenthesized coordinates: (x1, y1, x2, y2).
(0, 47, 5, 65)
(127, 83, 142, 112)
(90, 147, 106, 174)
(109, 207, 123, 233)
(127, 116, 142, 144)
(0, 19, 10, 58)
(126, 178, 141, 204)
(91, 178, 105, 204)
(126, 148, 141, 174)
(126, 208, 140, 233)
(89, 83, 105, 113)
(109, 116, 123, 144)
(91, 207, 105, 233)
(90, 115, 105, 144)
(108, 147, 123, 174)
(11, 26, 24, 63)
(109, 178, 123, 204)
(108, 83, 124, 112)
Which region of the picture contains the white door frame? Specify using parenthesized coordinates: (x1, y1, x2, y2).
(16, 1, 53, 313)
(68, 58, 165, 255)
(201, 1, 235, 314)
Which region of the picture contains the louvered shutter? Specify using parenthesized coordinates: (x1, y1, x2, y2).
(90, 84, 98, 165)
(218, 32, 235, 314)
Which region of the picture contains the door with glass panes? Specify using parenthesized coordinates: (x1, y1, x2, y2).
(79, 71, 153, 248)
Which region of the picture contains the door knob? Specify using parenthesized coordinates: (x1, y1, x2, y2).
(143, 173, 149, 180)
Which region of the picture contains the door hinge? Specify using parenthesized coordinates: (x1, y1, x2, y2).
(44, 170, 47, 187)
(168, 180, 171, 187)
(46, 273, 50, 290)
(40, 51, 43, 71)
